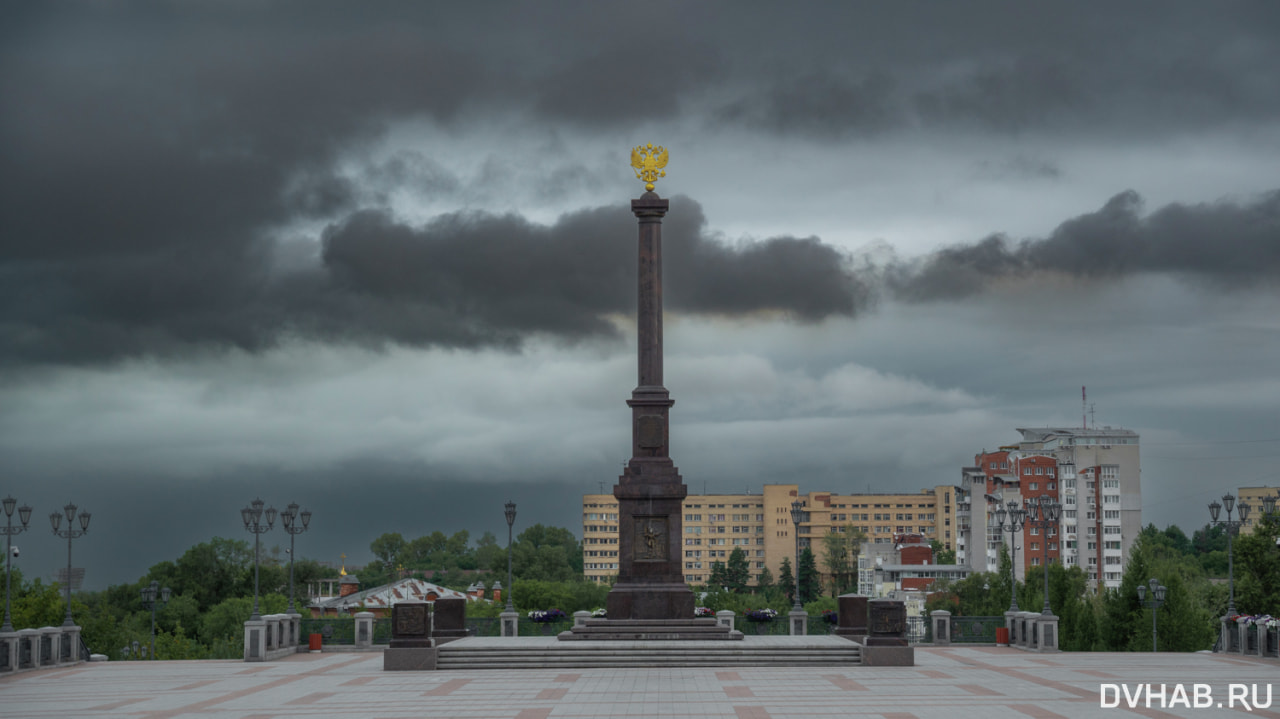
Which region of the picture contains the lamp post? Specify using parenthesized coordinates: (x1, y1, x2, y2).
(994, 500, 1027, 612)
(49, 502, 91, 627)
(1136, 577, 1166, 652)
(2, 496, 33, 633)
(140, 580, 171, 659)
(280, 502, 312, 614)
(503, 501, 516, 612)
(1024, 495, 1061, 615)
(1208, 493, 1250, 616)
(240, 498, 277, 621)
(789, 500, 804, 609)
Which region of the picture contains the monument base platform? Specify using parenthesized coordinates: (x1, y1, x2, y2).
(384, 646, 437, 671)
(558, 618, 743, 641)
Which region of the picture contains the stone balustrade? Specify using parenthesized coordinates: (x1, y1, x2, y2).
(243, 613, 303, 662)
(0, 625, 84, 675)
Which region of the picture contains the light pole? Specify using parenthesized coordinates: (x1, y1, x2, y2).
(994, 500, 1027, 612)
(504, 501, 517, 612)
(1136, 577, 1166, 652)
(49, 502, 91, 627)
(789, 500, 804, 609)
(1208, 493, 1250, 616)
(240, 498, 277, 621)
(1024, 495, 1061, 615)
(2, 497, 32, 633)
(140, 580, 171, 659)
(280, 502, 312, 614)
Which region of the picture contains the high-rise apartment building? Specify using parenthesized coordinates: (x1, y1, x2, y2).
(582, 484, 959, 586)
(956, 426, 1141, 591)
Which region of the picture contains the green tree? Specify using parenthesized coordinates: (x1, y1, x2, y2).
(929, 539, 956, 565)
(755, 566, 775, 592)
(1233, 514, 1280, 617)
(777, 557, 794, 602)
(369, 532, 407, 566)
(706, 561, 728, 590)
(725, 548, 751, 593)
(821, 525, 865, 597)
(798, 547, 821, 603)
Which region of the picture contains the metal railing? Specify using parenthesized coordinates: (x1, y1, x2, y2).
(950, 616, 1001, 644)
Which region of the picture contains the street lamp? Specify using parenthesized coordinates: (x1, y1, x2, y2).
(2, 496, 33, 633)
(504, 501, 516, 612)
(140, 580, 171, 660)
(789, 500, 804, 609)
(49, 502, 91, 627)
(280, 502, 312, 614)
(240, 498, 277, 621)
(1024, 495, 1061, 615)
(1208, 494, 1250, 616)
(1136, 577, 1166, 652)
(994, 500, 1027, 612)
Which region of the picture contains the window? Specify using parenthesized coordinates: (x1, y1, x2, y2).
(1036, 467, 1045, 475)
(1031, 557, 1040, 566)
(1029, 482, 1039, 491)
(1024, 467, 1032, 475)
(1104, 510, 1120, 519)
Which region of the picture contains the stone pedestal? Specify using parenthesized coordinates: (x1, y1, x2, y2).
(0, 630, 16, 673)
(573, 610, 591, 628)
(1034, 613, 1059, 652)
(715, 610, 736, 632)
(789, 608, 808, 636)
(243, 618, 267, 661)
(354, 611, 375, 649)
(835, 594, 869, 643)
(1005, 610, 1019, 645)
(866, 599, 907, 647)
(931, 610, 951, 645)
(432, 597, 469, 644)
(384, 602, 434, 671)
(499, 609, 519, 638)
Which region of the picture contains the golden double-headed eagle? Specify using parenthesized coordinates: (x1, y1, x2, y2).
(630, 144, 669, 192)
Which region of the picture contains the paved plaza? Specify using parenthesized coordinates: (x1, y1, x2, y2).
(1, 646, 1276, 719)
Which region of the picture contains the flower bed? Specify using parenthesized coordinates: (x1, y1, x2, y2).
(528, 609, 567, 623)
(744, 608, 778, 623)
(694, 606, 714, 618)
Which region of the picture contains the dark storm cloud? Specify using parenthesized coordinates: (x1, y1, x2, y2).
(888, 190, 1280, 301)
(2, 2, 1278, 365)
(0, 193, 866, 365)
(316, 198, 866, 344)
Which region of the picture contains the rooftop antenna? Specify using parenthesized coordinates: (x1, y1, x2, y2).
(1082, 386, 1087, 429)
(1089, 403, 1096, 430)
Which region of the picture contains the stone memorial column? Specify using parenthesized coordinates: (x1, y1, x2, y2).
(605, 146, 695, 621)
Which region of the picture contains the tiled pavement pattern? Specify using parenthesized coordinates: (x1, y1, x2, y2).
(1, 646, 1276, 719)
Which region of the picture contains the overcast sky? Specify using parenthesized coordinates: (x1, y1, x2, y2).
(3, 2, 1279, 589)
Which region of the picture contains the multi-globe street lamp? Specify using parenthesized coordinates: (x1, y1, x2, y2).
(994, 500, 1027, 612)
(140, 580, 171, 660)
(1208, 493, 1250, 616)
(2, 497, 33, 633)
(789, 500, 804, 609)
(1136, 577, 1167, 652)
(503, 501, 517, 612)
(280, 502, 312, 614)
(1024, 495, 1062, 615)
(240, 498, 277, 621)
(50, 502, 91, 627)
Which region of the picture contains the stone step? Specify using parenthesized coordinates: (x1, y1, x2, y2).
(437, 641, 861, 669)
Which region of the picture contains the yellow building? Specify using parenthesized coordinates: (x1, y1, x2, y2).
(581, 484, 959, 586)
(1236, 486, 1279, 534)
